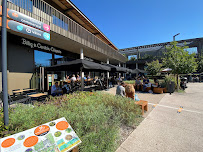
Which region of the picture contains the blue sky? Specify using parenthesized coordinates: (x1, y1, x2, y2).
(71, 0, 203, 49)
(36, 0, 202, 65)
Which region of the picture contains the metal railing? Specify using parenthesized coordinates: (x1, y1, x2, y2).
(2, 0, 126, 62)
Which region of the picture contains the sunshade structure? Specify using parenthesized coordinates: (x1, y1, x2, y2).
(103, 64, 130, 73)
(131, 69, 147, 74)
(161, 68, 172, 72)
(46, 59, 111, 72)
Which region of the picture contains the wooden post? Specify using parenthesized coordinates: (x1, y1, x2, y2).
(72, 146, 79, 152)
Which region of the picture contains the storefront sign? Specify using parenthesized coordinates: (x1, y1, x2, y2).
(7, 9, 50, 32)
(7, 20, 50, 41)
(21, 38, 62, 54)
(0, 117, 82, 152)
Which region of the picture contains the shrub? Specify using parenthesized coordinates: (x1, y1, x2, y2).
(1, 92, 142, 152)
(124, 80, 135, 84)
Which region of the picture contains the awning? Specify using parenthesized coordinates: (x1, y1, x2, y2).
(103, 64, 127, 73)
(46, 59, 111, 72)
(131, 69, 147, 74)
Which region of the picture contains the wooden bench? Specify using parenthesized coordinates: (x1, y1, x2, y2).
(135, 100, 148, 115)
(71, 147, 79, 152)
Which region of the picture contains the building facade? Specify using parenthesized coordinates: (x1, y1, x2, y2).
(0, 0, 126, 94)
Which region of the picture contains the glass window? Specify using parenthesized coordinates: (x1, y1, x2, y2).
(9, 0, 33, 12)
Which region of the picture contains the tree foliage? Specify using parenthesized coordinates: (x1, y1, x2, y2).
(162, 41, 197, 75)
(197, 55, 203, 73)
(129, 56, 136, 61)
(145, 60, 162, 76)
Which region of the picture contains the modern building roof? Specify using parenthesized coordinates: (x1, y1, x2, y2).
(49, 0, 118, 50)
(119, 37, 203, 55)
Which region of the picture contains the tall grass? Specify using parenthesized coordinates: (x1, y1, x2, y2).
(1, 92, 142, 152)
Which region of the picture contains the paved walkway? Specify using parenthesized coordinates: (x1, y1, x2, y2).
(116, 83, 203, 152)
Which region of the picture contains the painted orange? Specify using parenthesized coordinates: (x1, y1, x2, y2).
(23, 136, 39, 147)
(1, 138, 15, 148)
(34, 125, 50, 136)
(12, 12, 18, 18)
(56, 121, 69, 130)
(178, 108, 183, 113)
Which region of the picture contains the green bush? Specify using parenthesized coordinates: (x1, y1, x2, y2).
(124, 80, 135, 84)
(162, 75, 180, 89)
(1, 92, 142, 152)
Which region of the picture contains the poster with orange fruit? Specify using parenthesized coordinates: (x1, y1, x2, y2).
(0, 117, 81, 152)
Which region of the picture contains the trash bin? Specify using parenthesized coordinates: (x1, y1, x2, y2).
(167, 81, 175, 94)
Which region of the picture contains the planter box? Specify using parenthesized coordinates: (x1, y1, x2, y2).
(163, 88, 167, 93)
(153, 87, 163, 94)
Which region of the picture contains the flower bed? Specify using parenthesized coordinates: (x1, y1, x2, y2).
(0, 92, 142, 152)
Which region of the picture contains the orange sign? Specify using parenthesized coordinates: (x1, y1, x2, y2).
(56, 121, 69, 130)
(1, 138, 15, 148)
(23, 136, 39, 147)
(34, 125, 50, 136)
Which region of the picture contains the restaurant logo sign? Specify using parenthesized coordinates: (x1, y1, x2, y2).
(7, 9, 50, 32)
(22, 38, 62, 54)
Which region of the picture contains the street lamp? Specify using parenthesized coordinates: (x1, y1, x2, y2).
(173, 33, 180, 41)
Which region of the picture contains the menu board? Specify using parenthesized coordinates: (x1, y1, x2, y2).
(0, 117, 81, 152)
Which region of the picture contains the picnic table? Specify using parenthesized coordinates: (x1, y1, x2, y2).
(13, 89, 36, 94)
(28, 93, 47, 98)
(28, 93, 47, 102)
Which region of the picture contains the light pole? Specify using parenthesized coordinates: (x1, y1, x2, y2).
(173, 33, 180, 41)
(2, 0, 9, 125)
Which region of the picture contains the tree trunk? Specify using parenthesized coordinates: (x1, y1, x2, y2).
(177, 74, 179, 91)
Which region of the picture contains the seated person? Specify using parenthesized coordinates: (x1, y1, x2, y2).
(152, 78, 160, 88)
(125, 84, 135, 99)
(87, 75, 90, 80)
(70, 74, 76, 82)
(116, 82, 126, 97)
(66, 75, 70, 82)
(62, 82, 70, 94)
(143, 77, 149, 84)
(51, 82, 63, 96)
(76, 74, 81, 81)
(135, 77, 142, 90)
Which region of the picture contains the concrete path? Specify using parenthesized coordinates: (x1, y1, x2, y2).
(116, 83, 203, 152)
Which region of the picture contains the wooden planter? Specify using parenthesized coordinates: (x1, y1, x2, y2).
(145, 87, 151, 92)
(153, 87, 163, 94)
(163, 88, 167, 93)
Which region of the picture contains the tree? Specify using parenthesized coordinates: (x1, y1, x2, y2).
(197, 55, 203, 73)
(162, 41, 197, 90)
(129, 56, 136, 61)
(145, 60, 162, 78)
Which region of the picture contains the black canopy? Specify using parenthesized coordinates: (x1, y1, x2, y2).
(103, 64, 127, 73)
(46, 59, 111, 72)
(132, 69, 147, 74)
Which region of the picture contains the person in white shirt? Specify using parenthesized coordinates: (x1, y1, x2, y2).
(116, 82, 126, 97)
(70, 74, 76, 82)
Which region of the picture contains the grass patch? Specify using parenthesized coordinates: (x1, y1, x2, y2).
(124, 80, 135, 84)
(0, 91, 142, 152)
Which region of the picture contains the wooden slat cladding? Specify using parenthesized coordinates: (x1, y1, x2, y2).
(3, 0, 126, 62)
